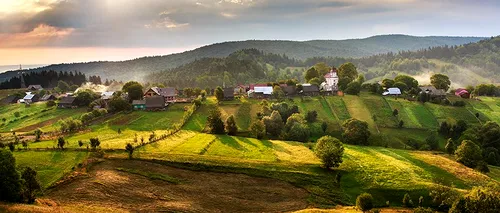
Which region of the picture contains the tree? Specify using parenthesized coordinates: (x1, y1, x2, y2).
(403, 193, 414, 207)
(21, 167, 41, 203)
(321, 121, 328, 133)
(207, 107, 225, 134)
(125, 143, 134, 159)
(431, 74, 451, 91)
(455, 140, 482, 168)
(304, 67, 319, 82)
(250, 120, 266, 139)
(449, 186, 500, 213)
(0, 149, 22, 202)
(398, 120, 405, 128)
(356, 193, 374, 212)
(125, 83, 144, 101)
(90, 137, 100, 150)
(34, 129, 42, 142)
(108, 96, 131, 112)
(286, 123, 310, 142)
(394, 75, 419, 92)
(445, 138, 455, 154)
(225, 115, 238, 135)
(426, 133, 439, 150)
(305, 110, 318, 123)
(78, 140, 84, 147)
(272, 85, 284, 100)
(214, 86, 224, 102)
(393, 81, 408, 93)
(57, 80, 70, 92)
(184, 87, 194, 97)
(262, 111, 284, 137)
(8, 142, 15, 152)
(122, 81, 141, 92)
(57, 137, 65, 149)
(308, 77, 322, 86)
(429, 183, 461, 211)
(382, 79, 395, 88)
(74, 89, 99, 107)
(342, 118, 371, 145)
(338, 62, 358, 84)
(344, 81, 361, 95)
(393, 109, 399, 117)
(314, 62, 330, 76)
(315, 136, 344, 169)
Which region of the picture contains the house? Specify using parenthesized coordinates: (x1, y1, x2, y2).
(455, 88, 470, 99)
(58, 96, 76, 108)
(419, 86, 446, 98)
(322, 68, 339, 92)
(280, 85, 296, 96)
(145, 96, 165, 110)
(40, 94, 56, 101)
(382, 88, 402, 96)
(132, 100, 146, 110)
(144, 87, 177, 103)
(249, 86, 273, 99)
(1, 95, 20, 105)
(27, 85, 43, 91)
(301, 84, 320, 96)
(223, 87, 235, 100)
(23, 93, 39, 103)
(101, 91, 115, 100)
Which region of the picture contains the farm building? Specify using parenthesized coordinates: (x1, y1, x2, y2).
(101, 91, 115, 100)
(234, 85, 248, 95)
(248, 86, 273, 99)
(144, 87, 177, 103)
(1, 95, 20, 104)
(145, 96, 165, 110)
(132, 100, 146, 110)
(419, 86, 446, 98)
(58, 97, 76, 108)
(321, 68, 339, 92)
(455, 88, 470, 98)
(40, 94, 56, 101)
(23, 93, 39, 103)
(223, 87, 235, 100)
(383, 88, 402, 96)
(26, 85, 43, 91)
(280, 85, 296, 96)
(301, 84, 320, 96)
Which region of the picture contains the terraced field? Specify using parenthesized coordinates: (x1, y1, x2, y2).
(342, 95, 378, 132)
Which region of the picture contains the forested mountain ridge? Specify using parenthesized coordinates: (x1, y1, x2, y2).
(0, 35, 484, 83)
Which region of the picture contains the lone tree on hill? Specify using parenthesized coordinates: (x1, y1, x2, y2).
(0, 150, 23, 202)
(356, 193, 374, 213)
(90, 138, 101, 150)
(431, 74, 451, 91)
(455, 140, 482, 168)
(225, 115, 238, 136)
(21, 166, 42, 203)
(342, 118, 371, 145)
(57, 137, 66, 149)
(315, 136, 344, 169)
(125, 143, 135, 159)
(207, 107, 225, 134)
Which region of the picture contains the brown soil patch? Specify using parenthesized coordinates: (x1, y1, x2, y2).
(44, 159, 309, 212)
(15, 117, 62, 132)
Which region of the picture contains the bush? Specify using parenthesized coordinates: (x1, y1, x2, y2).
(453, 101, 466, 107)
(21, 167, 41, 203)
(250, 120, 266, 139)
(345, 81, 361, 95)
(262, 111, 284, 137)
(286, 123, 310, 142)
(57, 137, 65, 149)
(449, 186, 500, 213)
(315, 136, 344, 169)
(455, 140, 482, 168)
(356, 193, 374, 212)
(342, 118, 371, 145)
(90, 138, 100, 150)
(46, 100, 56, 107)
(207, 108, 225, 134)
(125, 143, 134, 159)
(403, 193, 414, 207)
(398, 120, 404, 128)
(413, 207, 434, 213)
(0, 149, 22, 202)
(476, 161, 490, 173)
(305, 110, 318, 123)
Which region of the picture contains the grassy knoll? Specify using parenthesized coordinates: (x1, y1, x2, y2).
(385, 97, 438, 129)
(342, 95, 378, 132)
(424, 102, 481, 125)
(292, 97, 342, 134)
(360, 93, 398, 128)
(324, 96, 351, 121)
(0, 103, 87, 132)
(14, 151, 89, 188)
(466, 97, 500, 123)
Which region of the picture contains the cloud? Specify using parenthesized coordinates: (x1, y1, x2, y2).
(0, 24, 74, 48)
(145, 17, 190, 29)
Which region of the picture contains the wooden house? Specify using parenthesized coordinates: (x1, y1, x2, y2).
(144, 87, 177, 103)
(58, 97, 76, 108)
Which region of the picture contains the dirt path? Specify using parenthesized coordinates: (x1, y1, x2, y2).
(44, 159, 309, 212)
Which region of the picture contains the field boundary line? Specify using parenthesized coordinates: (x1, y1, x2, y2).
(199, 137, 218, 155)
(464, 104, 483, 125)
(322, 96, 342, 130)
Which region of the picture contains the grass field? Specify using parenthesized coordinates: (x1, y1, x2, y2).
(324, 96, 351, 122)
(342, 95, 378, 132)
(14, 151, 89, 188)
(466, 97, 500, 124)
(360, 93, 398, 128)
(385, 97, 439, 129)
(424, 102, 481, 125)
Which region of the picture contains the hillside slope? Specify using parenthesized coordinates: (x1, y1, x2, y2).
(0, 35, 483, 82)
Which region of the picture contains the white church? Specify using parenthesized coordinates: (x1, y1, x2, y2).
(321, 68, 339, 92)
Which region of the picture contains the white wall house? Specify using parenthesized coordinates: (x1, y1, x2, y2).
(321, 68, 339, 92)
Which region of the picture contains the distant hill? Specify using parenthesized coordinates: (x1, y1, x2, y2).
(0, 35, 484, 83)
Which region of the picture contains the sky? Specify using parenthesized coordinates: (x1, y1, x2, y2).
(1, 0, 500, 66)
